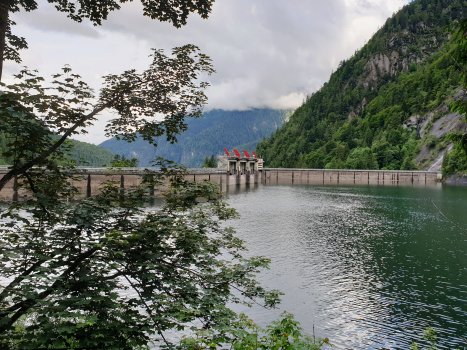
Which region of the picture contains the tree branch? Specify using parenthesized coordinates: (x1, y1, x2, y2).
(23, 171, 51, 218)
(156, 258, 272, 309)
(0, 259, 44, 303)
(0, 247, 99, 331)
(0, 103, 107, 192)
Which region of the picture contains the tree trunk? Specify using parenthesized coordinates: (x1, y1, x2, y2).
(0, 1, 8, 82)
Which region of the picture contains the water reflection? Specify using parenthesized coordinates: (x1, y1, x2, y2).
(224, 183, 261, 196)
(226, 184, 467, 350)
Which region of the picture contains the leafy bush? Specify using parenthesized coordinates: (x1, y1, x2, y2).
(178, 312, 332, 350)
(426, 134, 437, 149)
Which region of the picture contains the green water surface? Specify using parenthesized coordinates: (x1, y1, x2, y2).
(227, 184, 467, 349)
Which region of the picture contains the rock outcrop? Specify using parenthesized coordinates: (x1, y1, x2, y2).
(409, 91, 467, 171)
(361, 26, 447, 89)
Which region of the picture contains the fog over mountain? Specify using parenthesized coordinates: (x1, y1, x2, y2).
(5, 0, 407, 144)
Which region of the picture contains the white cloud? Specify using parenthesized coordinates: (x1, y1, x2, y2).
(5, 0, 409, 144)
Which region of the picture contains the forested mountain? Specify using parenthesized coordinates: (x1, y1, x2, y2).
(256, 0, 467, 172)
(100, 109, 290, 167)
(65, 139, 115, 166)
(0, 134, 114, 166)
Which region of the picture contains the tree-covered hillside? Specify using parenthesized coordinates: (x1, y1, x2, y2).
(100, 109, 290, 167)
(0, 134, 114, 166)
(65, 139, 115, 166)
(256, 0, 467, 171)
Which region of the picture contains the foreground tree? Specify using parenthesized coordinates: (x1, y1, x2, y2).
(0, 45, 234, 349)
(0, 160, 282, 349)
(0, 53, 331, 349)
(0, 0, 215, 80)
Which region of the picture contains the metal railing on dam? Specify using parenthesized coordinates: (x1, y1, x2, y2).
(0, 167, 442, 201)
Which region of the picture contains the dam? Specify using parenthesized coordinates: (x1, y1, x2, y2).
(0, 166, 442, 201)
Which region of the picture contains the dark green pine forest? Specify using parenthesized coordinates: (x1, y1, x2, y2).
(256, 0, 467, 174)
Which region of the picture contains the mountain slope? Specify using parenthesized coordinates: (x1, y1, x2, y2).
(67, 139, 115, 166)
(256, 0, 467, 171)
(100, 109, 290, 167)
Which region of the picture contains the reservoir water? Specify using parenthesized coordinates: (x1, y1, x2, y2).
(226, 184, 467, 350)
(2, 182, 465, 349)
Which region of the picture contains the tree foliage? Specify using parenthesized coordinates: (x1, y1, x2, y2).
(179, 312, 331, 350)
(448, 16, 467, 109)
(0, 161, 281, 349)
(202, 154, 217, 168)
(109, 154, 140, 167)
(410, 328, 439, 350)
(441, 145, 467, 177)
(0, 0, 214, 79)
(445, 16, 467, 169)
(45, 0, 214, 27)
(0, 44, 214, 192)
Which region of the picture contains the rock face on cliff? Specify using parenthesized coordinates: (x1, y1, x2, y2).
(364, 51, 400, 84)
(362, 25, 449, 89)
(412, 111, 466, 172)
(399, 90, 467, 172)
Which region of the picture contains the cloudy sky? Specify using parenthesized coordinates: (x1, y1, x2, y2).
(5, 0, 408, 144)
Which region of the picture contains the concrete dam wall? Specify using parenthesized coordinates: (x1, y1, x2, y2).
(0, 168, 240, 201)
(0, 168, 441, 201)
(262, 168, 441, 185)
